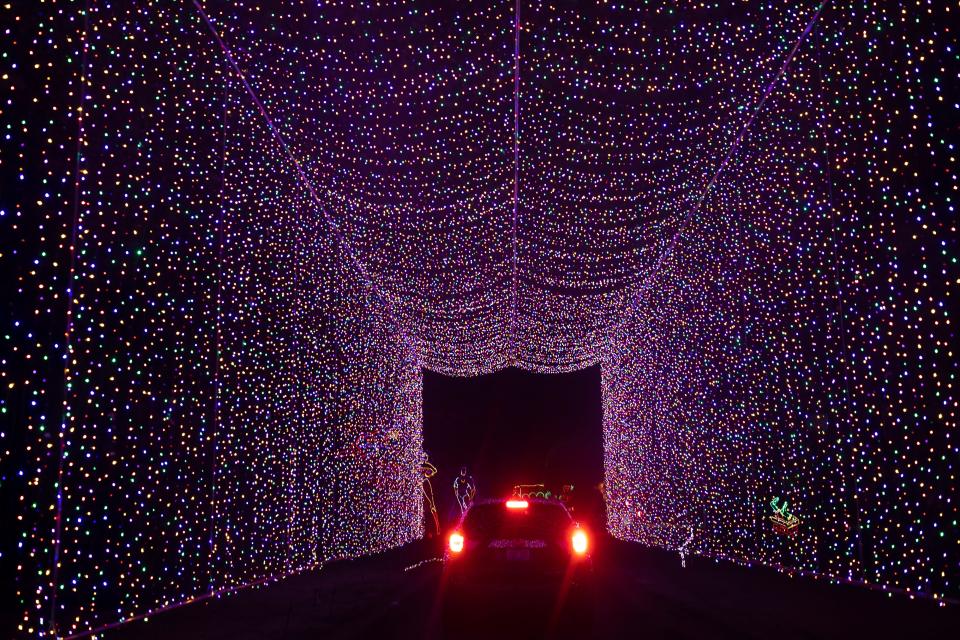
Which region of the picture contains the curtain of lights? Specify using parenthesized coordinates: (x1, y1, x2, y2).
(2, 2, 422, 637)
(604, 0, 957, 602)
(1, 0, 956, 637)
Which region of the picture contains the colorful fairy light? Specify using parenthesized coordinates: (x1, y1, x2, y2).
(603, 0, 957, 602)
(0, 0, 956, 637)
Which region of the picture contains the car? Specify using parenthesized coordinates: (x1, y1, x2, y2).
(441, 497, 594, 634)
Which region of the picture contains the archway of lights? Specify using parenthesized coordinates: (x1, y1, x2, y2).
(0, 0, 956, 637)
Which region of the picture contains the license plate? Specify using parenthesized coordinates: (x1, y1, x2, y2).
(504, 548, 531, 561)
(489, 539, 546, 548)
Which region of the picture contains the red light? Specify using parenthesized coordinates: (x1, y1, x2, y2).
(571, 529, 588, 555)
(448, 532, 464, 554)
(505, 499, 529, 509)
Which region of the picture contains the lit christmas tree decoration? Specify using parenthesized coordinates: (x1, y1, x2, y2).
(0, 0, 956, 637)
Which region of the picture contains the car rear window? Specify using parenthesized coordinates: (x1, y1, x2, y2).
(462, 502, 571, 539)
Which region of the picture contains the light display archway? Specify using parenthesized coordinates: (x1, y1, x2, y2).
(1, 1, 956, 636)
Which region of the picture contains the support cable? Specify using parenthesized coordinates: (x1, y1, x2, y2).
(605, 1, 830, 346)
(190, 0, 422, 368)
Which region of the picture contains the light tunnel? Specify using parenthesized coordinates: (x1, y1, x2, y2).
(0, 1, 956, 637)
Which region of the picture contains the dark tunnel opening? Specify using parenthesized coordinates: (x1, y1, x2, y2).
(422, 366, 605, 532)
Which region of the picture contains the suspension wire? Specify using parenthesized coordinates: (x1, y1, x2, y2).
(604, 1, 830, 347)
(190, 0, 422, 368)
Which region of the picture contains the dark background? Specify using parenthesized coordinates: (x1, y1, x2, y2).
(422, 366, 604, 530)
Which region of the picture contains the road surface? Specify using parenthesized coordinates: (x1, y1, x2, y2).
(110, 538, 958, 639)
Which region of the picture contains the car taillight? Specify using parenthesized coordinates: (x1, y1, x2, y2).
(571, 529, 588, 555)
(505, 499, 529, 509)
(449, 531, 465, 554)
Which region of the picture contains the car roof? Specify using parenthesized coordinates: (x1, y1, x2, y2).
(456, 497, 576, 526)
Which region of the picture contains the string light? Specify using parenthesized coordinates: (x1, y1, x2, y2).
(604, 0, 957, 603)
(1, 0, 956, 637)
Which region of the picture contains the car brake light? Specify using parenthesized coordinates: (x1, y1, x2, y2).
(571, 529, 588, 555)
(449, 532, 464, 554)
(505, 499, 529, 509)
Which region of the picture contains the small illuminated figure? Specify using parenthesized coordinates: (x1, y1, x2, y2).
(769, 496, 800, 535)
(679, 526, 694, 568)
(419, 455, 440, 537)
(454, 466, 477, 514)
(558, 484, 574, 507)
(513, 483, 547, 499)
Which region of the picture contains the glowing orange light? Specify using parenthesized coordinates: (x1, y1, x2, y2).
(448, 532, 464, 554)
(505, 499, 529, 509)
(571, 529, 588, 555)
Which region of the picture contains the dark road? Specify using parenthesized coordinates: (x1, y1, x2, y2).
(110, 539, 958, 640)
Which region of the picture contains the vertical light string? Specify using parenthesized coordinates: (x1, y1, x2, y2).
(207, 65, 231, 594)
(815, 7, 865, 577)
(511, 0, 522, 362)
(48, 1, 92, 634)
